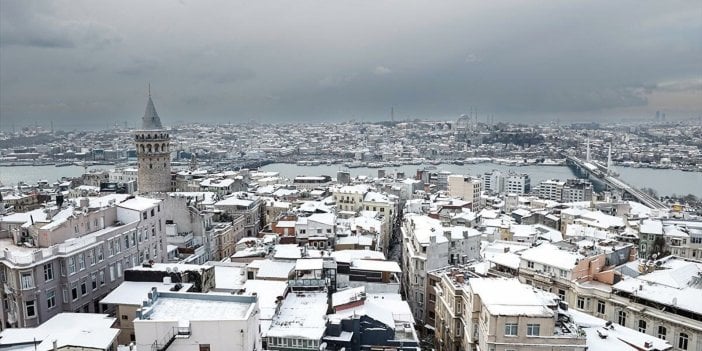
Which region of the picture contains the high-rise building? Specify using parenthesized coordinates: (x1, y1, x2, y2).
(135, 89, 171, 193)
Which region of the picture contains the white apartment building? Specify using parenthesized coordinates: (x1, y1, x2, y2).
(447, 175, 482, 211)
(482, 170, 505, 194)
(537, 179, 565, 201)
(134, 289, 261, 351)
(465, 277, 587, 351)
(0, 194, 168, 328)
(402, 214, 481, 324)
(333, 184, 369, 212)
(505, 173, 530, 195)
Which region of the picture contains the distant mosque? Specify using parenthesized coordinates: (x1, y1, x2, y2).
(134, 86, 171, 193)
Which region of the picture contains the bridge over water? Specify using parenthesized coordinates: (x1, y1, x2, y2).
(564, 154, 668, 210)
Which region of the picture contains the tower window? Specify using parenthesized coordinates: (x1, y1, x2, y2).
(149, 164, 153, 169)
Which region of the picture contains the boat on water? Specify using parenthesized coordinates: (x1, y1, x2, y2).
(55, 162, 73, 167)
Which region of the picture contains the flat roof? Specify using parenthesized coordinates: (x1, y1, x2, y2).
(142, 295, 255, 321)
(100, 281, 192, 305)
(0, 313, 117, 350)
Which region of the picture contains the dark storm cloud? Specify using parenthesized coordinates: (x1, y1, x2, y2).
(0, 0, 700, 129)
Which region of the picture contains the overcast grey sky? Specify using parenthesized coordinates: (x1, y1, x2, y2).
(1, 0, 700, 129)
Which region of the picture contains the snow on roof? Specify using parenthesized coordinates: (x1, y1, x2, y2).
(487, 252, 521, 270)
(663, 224, 689, 238)
(273, 244, 302, 260)
(39, 206, 78, 230)
(570, 309, 671, 351)
(215, 196, 254, 207)
(276, 220, 296, 228)
(100, 281, 192, 305)
(296, 258, 324, 271)
(469, 278, 555, 317)
(213, 265, 247, 291)
(200, 178, 235, 187)
(0, 313, 118, 350)
(520, 242, 585, 271)
(364, 191, 392, 203)
(143, 295, 254, 321)
(613, 259, 702, 314)
(350, 259, 401, 273)
(332, 286, 366, 307)
(329, 293, 413, 330)
(639, 219, 663, 235)
(335, 184, 369, 194)
(303, 212, 336, 226)
(330, 249, 385, 263)
(255, 259, 296, 279)
(117, 196, 161, 211)
(241, 279, 288, 320)
(266, 292, 328, 339)
(405, 213, 479, 245)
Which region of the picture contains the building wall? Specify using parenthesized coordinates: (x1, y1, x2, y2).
(135, 318, 259, 351)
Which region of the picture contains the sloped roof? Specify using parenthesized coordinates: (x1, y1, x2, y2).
(141, 95, 163, 130)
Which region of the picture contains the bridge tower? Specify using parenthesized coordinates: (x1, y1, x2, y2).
(586, 138, 591, 162)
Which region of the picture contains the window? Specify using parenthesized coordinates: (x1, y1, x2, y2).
(81, 282, 87, 295)
(597, 300, 606, 314)
(44, 263, 54, 282)
(99, 271, 105, 286)
(577, 296, 585, 309)
(71, 286, 78, 300)
(25, 300, 36, 318)
(78, 254, 85, 270)
(68, 257, 76, 274)
(89, 250, 95, 265)
(560, 269, 567, 278)
(678, 333, 688, 350)
(638, 320, 647, 333)
(115, 239, 121, 253)
(97, 246, 104, 261)
(47, 290, 56, 309)
(657, 326, 667, 340)
(526, 324, 540, 336)
(527, 261, 534, 269)
(617, 311, 627, 326)
(117, 262, 122, 278)
(91, 274, 97, 290)
(108, 240, 114, 256)
(504, 323, 518, 336)
(20, 271, 34, 289)
(109, 265, 115, 282)
(124, 235, 130, 249)
(557, 289, 566, 301)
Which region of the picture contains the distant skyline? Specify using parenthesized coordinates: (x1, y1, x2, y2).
(1, 0, 701, 129)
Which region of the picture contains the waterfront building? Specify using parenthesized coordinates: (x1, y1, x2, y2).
(505, 172, 530, 195)
(537, 179, 565, 201)
(482, 170, 505, 194)
(562, 179, 594, 203)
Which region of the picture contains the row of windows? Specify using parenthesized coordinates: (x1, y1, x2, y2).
(504, 323, 540, 336)
(617, 311, 690, 349)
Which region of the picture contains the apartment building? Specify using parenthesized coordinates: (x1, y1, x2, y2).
(214, 192, 265, 237)
(133, 289, 261, 351)
(447, 175, 483, 211)
(333, 184, 369, 212)
(537, 179, 565, 201)
(561, 179, 593, 203)
(402, 214, 481, 324)
(481, 170, 505, 194)
(505, 173, 530, 195)
(0, 195, 168, 328)
(465, 277, 587, 351)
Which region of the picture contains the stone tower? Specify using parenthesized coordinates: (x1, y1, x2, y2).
(135, 88, 171, 193)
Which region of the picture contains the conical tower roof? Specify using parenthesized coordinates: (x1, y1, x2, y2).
(141, 89, 163, 130)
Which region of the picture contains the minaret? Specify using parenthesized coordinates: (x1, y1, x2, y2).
(134, 86, 171, 193)
(607, 143, 613, 175)
(586, 138, 591, 162)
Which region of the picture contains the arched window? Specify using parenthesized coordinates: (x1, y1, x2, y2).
(147, 144, 152, 153)
(679, 333, 688, 350)
(140, 145, 145, 153)
(154, 144, 159, 152)
(162, 143, 166, 152)
(657, 326, 666, 340)
(638, 320, 646, 333)
(149, 163, 153, 169)
(146, 134, 151, 139)
(617, 311, 627, 326)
